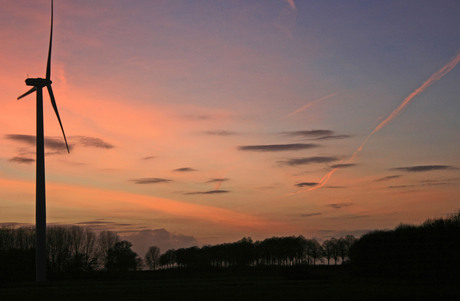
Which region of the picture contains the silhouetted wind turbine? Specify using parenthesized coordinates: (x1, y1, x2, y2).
(17, 0, 69, 282)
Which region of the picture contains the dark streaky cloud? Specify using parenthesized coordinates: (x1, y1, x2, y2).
(314, 134, 352, 140)
(280, 156, 338, 166)
(332, 214, 371, 220)
(131, 178, 171, 184)
(204, 130, 235, 136)
(6, 134, 70, 152)
(331, 163, 356, 169)
(281, 130, 351, 140)
(74, 136, 114, 149)
(374, 175, 401, 182)
(388, 180, 452, 189)
(392, 165, 453, 172)
(142, 156, 156, 160)
(282, 130, 333, 137)
(388, 185, 416, 189)
(238, 143, 319, 152)
(207, 178, 230, 183)
(5, 134, 35, 145)
(43, 137, 68, 150)
(300, 212, 322, 217)
(9, 156, 35, 164)
(174, 167, 196, 172)
(6, 134, 114, 151)
(295, 182, 318, 187)
(327, 203, 353, 209)
(184, 190, 229, 195)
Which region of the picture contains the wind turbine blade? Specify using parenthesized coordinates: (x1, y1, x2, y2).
(17, 87, 37, 100)
(46, 0, 53, 80)
(47, 85, 70, 153)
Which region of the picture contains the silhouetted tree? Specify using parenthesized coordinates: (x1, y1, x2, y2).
(304, 238, 323, 265)
(97, 230, 119, 269)
(47, 226, 72, 273)
(145, 246, 160, 270)
(337, 235, 356, 264)
(0, 227, 35, 281)
(0, 226, 35, 251)
(322, 239, 336, 265)
(175, 246, 202, 268)
(231, 237, 256, 266)
(159, 249, 176, 268)
(105, 240, 139, 272)
(79, 227, 98, 271)
(43, 226, 98, 275)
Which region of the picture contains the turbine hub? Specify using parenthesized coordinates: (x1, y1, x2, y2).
(25, 78, 52, 87)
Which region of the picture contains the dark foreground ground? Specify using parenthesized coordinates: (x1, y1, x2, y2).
(1, 267, 459, 301)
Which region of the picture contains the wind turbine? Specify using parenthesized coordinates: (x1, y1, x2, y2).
(17, 0, 69, 282)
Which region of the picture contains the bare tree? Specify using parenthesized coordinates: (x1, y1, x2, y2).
(47, 226, 72, 273)
(304, 238, 323, 265)
(338, 235, 356, 264)
(322, 239, 336, 265)
(97, 231, 119, 269)
(80, 227, 98, 271)
(145, 246, 160, 270)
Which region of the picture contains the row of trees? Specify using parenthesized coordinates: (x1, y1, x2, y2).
(0, 226, 140, 280)
(350, 212, 460, 277)
(3, 212, 458, 280)
(147, 235, 357, 270)
(1, 224, 357, 279)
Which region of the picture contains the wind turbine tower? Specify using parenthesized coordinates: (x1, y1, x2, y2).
(17, 0, 69, 282)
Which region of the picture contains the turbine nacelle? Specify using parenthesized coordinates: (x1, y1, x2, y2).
(17, 0, 69, 155)
(25, 78, 52, 87)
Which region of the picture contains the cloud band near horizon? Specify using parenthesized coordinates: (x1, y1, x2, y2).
(238, 143, 319, 152)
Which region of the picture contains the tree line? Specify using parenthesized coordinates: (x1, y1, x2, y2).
(0, 225, 356, 279)
(151, 235, 357, 269)
(0, 226, 139, 280)
(1, 211, 458, 280)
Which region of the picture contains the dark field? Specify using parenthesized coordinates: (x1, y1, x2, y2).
(1, 267, 458, 301)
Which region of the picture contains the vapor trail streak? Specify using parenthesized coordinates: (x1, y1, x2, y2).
(285, 93, 337, 118)
(285, 0, 296, 10)
(293, 52, 460, 194)
(371, 52, 460, 136)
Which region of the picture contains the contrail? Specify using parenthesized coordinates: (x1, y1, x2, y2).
(285, 0, 296, 10)
(285, 93, 337, 118)
(372, 52, 460, 136)
(293, 52, 460, 194)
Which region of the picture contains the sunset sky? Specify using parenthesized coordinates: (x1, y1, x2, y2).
(1, 0, 459, 255)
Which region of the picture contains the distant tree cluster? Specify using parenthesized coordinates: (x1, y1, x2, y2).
(350, 212, 460, 277)
(153, 235, 357, 269)
(0, 226, 141, 280)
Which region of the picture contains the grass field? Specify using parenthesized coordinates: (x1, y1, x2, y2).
(1, 267, 458, 301)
